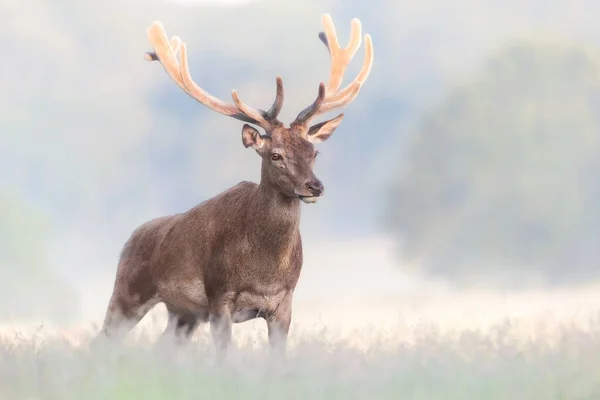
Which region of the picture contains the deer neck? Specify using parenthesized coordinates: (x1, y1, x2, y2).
(248, 180, 301, 253)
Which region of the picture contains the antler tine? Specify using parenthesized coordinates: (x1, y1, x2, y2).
(314, 84, 361, 115)
(293, 83, 326, 126)
(169, 37, 182, 57)
(291, 15, 373, 127)
(145, 22, 189, 93)
(144, 37, 181, 61)
(318, 32, 329, 53)
(266, 77, 284, 119)
(315, 33, 373, 111)
(231, 89, 271, 129)
(146, 21, 276, 127)
(231, 76, 285, 130)
(322, 15, 362, 94)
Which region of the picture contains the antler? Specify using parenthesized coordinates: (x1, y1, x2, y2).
(293, 14, 374, 126)
(144, 21, 284, 131)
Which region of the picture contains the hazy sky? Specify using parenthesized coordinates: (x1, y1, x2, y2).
(164, 0, 261, 5)
(5, 0, 600, 321)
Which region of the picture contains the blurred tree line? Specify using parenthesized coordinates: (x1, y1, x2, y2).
(0, 192, 78, 322)
(7, 0, 600, 322)
(386, 40, 600, 286)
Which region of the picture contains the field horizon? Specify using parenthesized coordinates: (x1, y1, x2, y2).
(2, 283, 600, 400)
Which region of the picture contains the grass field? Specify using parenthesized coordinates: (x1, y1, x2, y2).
(2, 286, 600, 400)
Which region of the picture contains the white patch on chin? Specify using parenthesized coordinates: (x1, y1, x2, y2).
(300, 196, 320, 204)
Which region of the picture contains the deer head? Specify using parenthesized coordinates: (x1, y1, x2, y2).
(144, 14, 373, 204)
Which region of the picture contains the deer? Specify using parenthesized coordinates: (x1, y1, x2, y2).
(98, 14, 373, 355)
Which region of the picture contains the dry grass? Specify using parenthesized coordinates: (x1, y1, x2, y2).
(1, 286, 600, 399)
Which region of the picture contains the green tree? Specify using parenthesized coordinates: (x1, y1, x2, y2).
(385, 39, 600, 286)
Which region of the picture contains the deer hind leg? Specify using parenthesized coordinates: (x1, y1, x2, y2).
(158, 309, 207, 346)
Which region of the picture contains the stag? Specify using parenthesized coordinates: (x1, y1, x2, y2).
(99, 14, 373, 353)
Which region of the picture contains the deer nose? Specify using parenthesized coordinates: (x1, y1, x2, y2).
(305, 180, 324, 197)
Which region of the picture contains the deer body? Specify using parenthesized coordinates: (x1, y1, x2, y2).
(100, 14, 373, 353)
(106, 180, 303, 348)
(158, 181, 303, 321)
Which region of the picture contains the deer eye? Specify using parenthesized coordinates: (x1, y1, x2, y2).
(270, 153, 282, 161)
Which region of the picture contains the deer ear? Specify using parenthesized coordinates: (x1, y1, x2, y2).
(242, 124, 265, 149)
(307, 113, 344, 144)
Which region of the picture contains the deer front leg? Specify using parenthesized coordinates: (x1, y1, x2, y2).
(209, 298, 233, 355)
(266, 291, 293, 357)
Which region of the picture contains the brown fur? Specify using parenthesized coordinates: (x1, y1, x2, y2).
(101, 124, 332, 353)
(100, 15, 373, 354)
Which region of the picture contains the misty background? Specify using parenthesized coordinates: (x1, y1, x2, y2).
(3, 0, 600, 324)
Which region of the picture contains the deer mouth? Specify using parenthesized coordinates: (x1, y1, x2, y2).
(298, 195, 320, 204)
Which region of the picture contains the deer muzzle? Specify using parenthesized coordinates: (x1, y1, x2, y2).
(298, 179, 324, 203)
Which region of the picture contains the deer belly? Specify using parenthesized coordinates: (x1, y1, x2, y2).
(231, 290, 287, 323)
(158, 277, 209, 312)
